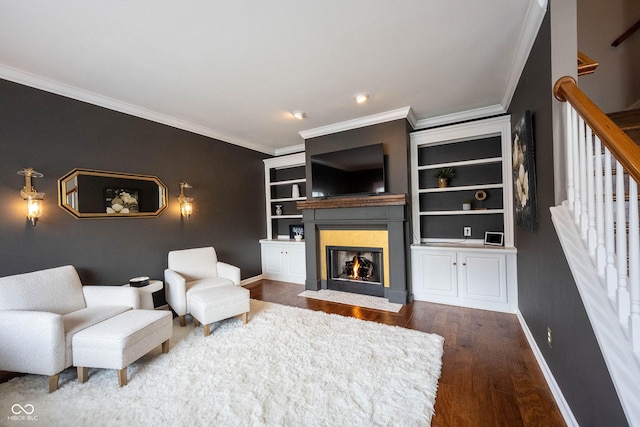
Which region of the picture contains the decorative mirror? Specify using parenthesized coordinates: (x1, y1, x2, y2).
(58, 168, 168, 218)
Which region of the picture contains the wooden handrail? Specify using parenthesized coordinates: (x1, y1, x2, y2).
(611, 19, 640, 47)
(554, 76, 640, 184)
(577, 51, 599, 76)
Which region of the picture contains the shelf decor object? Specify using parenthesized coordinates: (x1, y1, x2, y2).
(434, 167, 455, 188)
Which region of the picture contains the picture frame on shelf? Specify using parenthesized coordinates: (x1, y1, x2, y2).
(289, 224, 304, 240)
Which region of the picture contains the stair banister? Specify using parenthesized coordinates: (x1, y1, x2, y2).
(554, 76, 640, 183)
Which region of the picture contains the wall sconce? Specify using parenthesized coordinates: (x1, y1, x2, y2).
(178, 182, 193, 218)
(17, 168, 45, 226)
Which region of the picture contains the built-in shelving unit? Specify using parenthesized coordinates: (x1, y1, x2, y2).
(409, 116, 517, 313)
(410, 115, 514, 246)
(263, 152, 306, 240)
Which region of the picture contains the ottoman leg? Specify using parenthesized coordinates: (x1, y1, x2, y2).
(179, 315, 186, 327)
(118, 367, 128, 387)
(204, 323, 211, 337)
(242, 312, 248, 325)
(48, 374, 59, 393)
(78, 367, 88, 384)
(162, 339, 170, 353)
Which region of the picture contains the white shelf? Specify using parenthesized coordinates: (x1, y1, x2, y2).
(418, 183, 503, 193)
(271, 196, 307, 203)
(270, 178, 306, 186)
(271, 214, 303, 219)
(417, 156, 502, 170)
(419, 209, 505, 216)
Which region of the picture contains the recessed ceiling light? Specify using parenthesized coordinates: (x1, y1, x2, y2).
(291, 111, 306, 119)
(354, 93, 369, 104)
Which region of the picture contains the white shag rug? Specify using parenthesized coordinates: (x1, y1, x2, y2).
(299, 289, 403, 313)
(0, 300, 443, 427)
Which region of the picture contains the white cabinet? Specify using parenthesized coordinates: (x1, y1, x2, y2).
(411, 245, 517, 313)
(260, 240, 306, 284)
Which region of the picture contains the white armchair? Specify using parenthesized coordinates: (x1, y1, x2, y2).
(0, 265, 139, 392)
(164, 247, 241, 326)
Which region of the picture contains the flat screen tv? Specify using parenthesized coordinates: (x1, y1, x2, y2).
(311, 143, 386, 198)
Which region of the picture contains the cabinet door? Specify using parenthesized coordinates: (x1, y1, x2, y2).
(413, 250, 458, 299)
(460, 252, 506, 303)
(262, 244, 284, 275)
(285, 244, 306, 279)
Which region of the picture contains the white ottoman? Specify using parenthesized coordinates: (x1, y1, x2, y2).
(189, 285, 250, 336)
(72, 309, 172, 387)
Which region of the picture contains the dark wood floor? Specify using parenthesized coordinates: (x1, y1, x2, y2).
(247, 279, 566, 427)
(1, 279, 566, 426)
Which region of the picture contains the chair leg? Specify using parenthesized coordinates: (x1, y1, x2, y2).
(242, 312, 248, 325)
(204, 323, 211, 337)
(179, 315, 186, 327)
(162, 339, 170, 353)
(194, 319, 200, 327)
(118, 367, 128, 387)
(77, 367, 88, 384)
(48, 374, 59, 393)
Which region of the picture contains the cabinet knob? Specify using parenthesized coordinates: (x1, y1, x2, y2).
(463, 263, 467, 266)
(453, 262, 456, 266)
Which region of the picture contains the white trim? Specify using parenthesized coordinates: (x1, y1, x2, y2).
(0, 64, 275, 155)
(414, 104, 505, 130)
(274, 144, 305, 156)
(501, 0, 548, 109)
(241, 274, 264, 286)
(551, 202, 640, 425)
(299, 107, 412, 140)
(516, 309, 579, 427)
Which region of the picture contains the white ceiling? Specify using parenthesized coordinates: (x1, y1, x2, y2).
(0, 1, 546, 155)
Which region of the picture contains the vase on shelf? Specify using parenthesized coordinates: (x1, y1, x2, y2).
(292, 184, 300, 199)
(438, 178, 448, 188)
(275, 205, 282, 216)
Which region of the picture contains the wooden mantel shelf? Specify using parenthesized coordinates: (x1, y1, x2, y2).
(297, 194, 406, 209)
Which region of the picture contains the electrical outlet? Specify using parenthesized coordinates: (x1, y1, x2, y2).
(547, 327, 553, 348)
(463, 226, 472, 237)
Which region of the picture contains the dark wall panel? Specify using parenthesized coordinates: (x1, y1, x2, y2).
(508, 7, 626, 426)
(0, 79, 268, 294)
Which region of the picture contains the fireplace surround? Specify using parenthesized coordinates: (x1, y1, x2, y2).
(297, 194, 409, 304)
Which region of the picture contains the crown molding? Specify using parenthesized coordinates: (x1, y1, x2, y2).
(0, 65, 275, 155)
(274, 143, 305, 156)
(501, 0, 548, 109)
(299, 106, 413, 140)
(414, 104, 506, 130)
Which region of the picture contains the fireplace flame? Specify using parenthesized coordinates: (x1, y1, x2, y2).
(351, 257, 361, 278)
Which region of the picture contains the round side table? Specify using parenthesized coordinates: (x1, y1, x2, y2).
(124, 280, 163, 309)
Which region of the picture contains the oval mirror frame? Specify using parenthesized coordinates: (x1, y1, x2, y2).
(58, 168, 168, 219)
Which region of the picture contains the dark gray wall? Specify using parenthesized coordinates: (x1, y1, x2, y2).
(0, 79, 268, 297)
(509, 8, 627, 426)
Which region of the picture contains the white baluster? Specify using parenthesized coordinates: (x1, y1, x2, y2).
(586, 126, 597, 258)
(566, 104, 575, 211)
(579, 117, 588, 238)
(594, 135, 606, 277)
(604, 149, 617, 297)
(573, 109, 582, 223)
(616, 159, 630, 324)
(628, 179, 640, 351)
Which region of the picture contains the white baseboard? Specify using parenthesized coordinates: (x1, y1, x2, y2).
(241, 274, 264, 286)
(516, 310, 579, 427)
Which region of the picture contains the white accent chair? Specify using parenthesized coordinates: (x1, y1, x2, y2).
(164, 247, 241, 326)
(0, 265, 140, 392)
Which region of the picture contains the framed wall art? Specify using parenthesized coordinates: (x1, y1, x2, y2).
(512, 110, 538, 232)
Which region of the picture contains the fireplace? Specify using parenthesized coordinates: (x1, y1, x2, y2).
(327, 246, 384, 297)
(297, 194, 409, 304)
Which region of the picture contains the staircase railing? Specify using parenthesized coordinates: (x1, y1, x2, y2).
(554, 76, 640, 349)
(554, 76, 640, 424)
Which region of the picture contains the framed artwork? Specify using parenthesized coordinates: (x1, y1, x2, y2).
(512, 110, 538, 232)
(289, 224, 304, 239)
(105, 188, 139, 214)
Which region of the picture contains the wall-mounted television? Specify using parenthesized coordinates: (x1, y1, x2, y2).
(311, 143, 386, 198)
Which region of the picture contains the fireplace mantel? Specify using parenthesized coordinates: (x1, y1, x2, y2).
(297, 194, 406, 210)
